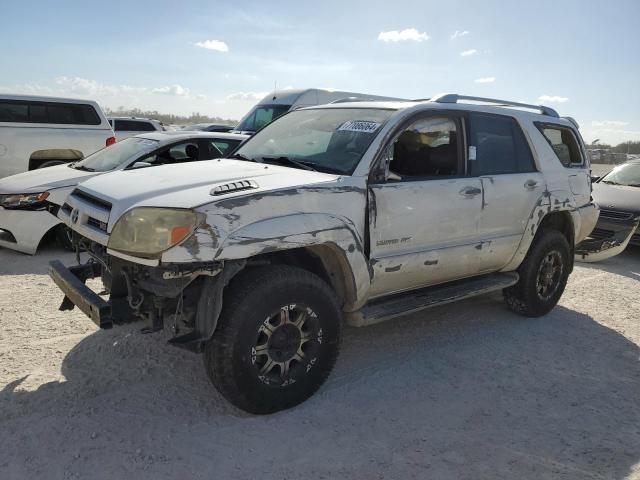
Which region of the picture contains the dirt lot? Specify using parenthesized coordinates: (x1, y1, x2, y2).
(1, 243, 639, 480)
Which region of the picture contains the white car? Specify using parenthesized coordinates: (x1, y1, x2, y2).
(0, 131, 248, 254)
(107, 117, 164, 141)
(0, 94, 115, 178)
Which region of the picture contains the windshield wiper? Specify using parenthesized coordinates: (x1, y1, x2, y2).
(73, 164, 95, 172)
(230, 153, 257, 162)
(601, 180, 620, 185)
(261, 156, 317, 171)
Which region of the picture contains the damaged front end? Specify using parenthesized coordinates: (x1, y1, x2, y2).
(575, 212, 639, 263)
(49, 236, 244, 352)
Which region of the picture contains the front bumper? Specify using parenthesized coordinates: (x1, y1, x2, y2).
(0, 206, 61, 254)
(575, 214, 639, 263)
(49, 260, 114, 328)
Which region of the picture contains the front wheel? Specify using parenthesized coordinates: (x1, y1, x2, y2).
(503, 230, 571, 317)
(203, 265, 342, 414)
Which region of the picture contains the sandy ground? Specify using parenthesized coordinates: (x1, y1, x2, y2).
(0, 241, 639, 480)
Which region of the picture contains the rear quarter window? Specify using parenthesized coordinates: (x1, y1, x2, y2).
(536, 123, 584, 167)
(115, 120, 156, 131)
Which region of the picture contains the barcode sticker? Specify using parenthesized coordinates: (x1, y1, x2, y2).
(338, 121, 381, 134)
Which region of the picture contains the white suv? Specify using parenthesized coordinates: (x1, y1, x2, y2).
(0, 94, 114, 178)
(108, 117, 163, 141)
(50, 94, 599, 414)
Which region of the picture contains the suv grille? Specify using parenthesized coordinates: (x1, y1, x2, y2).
(599, 209, 634, 220)
(70, 189, 112, 212)
(87, 216, 108, 232)
(589, 228, 615, 240)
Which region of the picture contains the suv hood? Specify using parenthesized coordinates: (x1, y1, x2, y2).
(0, 163, 96, 194)
(76, 159, 339, 221)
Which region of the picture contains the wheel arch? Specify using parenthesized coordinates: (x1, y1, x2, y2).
(28, 149, 84, 170)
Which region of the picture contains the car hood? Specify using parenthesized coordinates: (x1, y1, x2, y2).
(76, 159, 340, 221)
(592, 181, 640, 214)
(0, 164, 97, 194)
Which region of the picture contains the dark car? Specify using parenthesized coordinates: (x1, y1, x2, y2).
(183, 123, 237, 133)
(577, 160, 640, 261)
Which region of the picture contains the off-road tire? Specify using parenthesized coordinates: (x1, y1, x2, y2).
(203, 265, 342, 414)
(503, 230, 570, 317)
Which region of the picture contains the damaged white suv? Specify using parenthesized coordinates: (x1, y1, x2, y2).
(50, 94, 599, 413)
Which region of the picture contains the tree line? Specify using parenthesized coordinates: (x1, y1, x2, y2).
(586, 140, 640, 154)
(104, 107, 238, 126)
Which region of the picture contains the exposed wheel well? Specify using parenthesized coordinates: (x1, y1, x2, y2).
(536, 211, 575, 271)
(28, 149, 83, 170)
(244, 245, 357, 309)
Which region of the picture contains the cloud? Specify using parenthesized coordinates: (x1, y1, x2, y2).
(538, 95, 569, 103)
(451, 30, 469, 40)
(226, 91, 269, 101)
(474, 76, 495, 83)
(54, 76, 145, 96)
(591, 120, 629, 127)
(194, 39, 229, 52)
(152, 84, 190, 96)
(460, 49, 477, 57)
(378, 28, 430, 43)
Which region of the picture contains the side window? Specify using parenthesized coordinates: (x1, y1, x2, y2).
(0, 101, 28, 122)
(205, 139, 240, 158)
(536, 124, 583, 167)
(388, 116, 460, 178)
(468, 113, 536, 175)
(142, 141, 200, 165)
(115, 120, 155, 131)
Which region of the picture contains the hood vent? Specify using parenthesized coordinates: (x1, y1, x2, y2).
(211, 180, 259, 196)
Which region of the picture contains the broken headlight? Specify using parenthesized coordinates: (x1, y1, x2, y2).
(107, 207, 202, 257)
(0, 191, 50, 209)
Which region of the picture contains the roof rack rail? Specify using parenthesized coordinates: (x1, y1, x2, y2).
(428, 93, 560, 118)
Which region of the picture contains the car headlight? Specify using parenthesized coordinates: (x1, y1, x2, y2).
(0, 192, 50, 209)
(107, 207, 202, 257)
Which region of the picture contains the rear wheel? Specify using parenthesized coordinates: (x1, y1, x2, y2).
(203, 265, 342, 414)
(503, 230, 571, 317)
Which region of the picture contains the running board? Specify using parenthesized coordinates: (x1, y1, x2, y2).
(348, 273, 519, 327)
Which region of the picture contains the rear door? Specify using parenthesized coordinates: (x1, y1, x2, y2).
(467, 113, 545, 271)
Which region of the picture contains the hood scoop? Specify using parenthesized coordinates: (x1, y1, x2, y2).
(211, 180, 259, 196)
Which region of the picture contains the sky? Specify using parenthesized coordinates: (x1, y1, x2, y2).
(1, 0, 639, 145)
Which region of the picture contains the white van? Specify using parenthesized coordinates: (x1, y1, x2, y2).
(0, 94, 114, 178)
(231, 88, 405, 134)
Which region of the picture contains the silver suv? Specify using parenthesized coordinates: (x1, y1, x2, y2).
(50, 94, 599, 413)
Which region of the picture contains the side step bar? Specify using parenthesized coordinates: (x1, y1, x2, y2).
(348, 272, 519, 327)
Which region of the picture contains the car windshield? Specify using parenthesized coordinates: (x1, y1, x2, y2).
(73, 137, 160, 172)
(233, 108, 394, 175)
(600, 162, 640, 187)
(235, 104, 291, 132)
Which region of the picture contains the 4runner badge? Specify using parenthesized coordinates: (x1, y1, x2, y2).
(71, 209, 79, 224)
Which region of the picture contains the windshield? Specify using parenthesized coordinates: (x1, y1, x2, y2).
(600, 162, 640, 187)
(234, 108, 394, 175)
(74, 137, 160, 172)
(235, 104, 291, 132)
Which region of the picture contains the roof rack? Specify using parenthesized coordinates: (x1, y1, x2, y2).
(427, 93, 560, 118)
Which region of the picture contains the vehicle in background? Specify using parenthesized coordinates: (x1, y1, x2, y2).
(0, 94, 114, 178)
(108, 117, 164, 141)
(182, 123, 237, 133)
(0, 131, 248, 254)
(51, 94, 597, 413)
(576, 159, 640, 262)
(231, 88, 405, 135)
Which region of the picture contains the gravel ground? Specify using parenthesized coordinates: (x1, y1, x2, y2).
(0, 243, 639, 480)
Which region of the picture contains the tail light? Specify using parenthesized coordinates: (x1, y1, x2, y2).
(106, 136, 116, 147)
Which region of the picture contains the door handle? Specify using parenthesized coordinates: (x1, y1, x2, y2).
(524, 179, 539, 190)
(459, 186, 481, 197)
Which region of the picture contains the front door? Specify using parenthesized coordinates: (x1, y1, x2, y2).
(368, 114, 486, 298)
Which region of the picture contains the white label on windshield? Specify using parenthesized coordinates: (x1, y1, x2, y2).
(338, 120, 381, 134)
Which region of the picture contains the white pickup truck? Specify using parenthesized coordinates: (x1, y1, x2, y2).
(0, 94, 114, 178)
(50, 94, 599, 414)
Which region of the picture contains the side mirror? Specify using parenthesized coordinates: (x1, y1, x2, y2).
(590, 175, 600, 183)
(131, 161, 152, 169)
